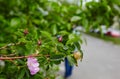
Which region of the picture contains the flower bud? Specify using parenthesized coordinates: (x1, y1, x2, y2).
(58, 36, 62, 42)
(37, 40, 42, 46)
(24, 29, 29, 36)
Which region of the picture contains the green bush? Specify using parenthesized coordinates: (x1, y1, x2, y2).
(0, 0, 83, 79)
(0, 0, 119, 79)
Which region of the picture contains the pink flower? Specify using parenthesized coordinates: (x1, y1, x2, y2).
(27, 57, 40, 75)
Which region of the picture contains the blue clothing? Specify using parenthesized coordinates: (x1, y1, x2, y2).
(65, 58, 73, 78)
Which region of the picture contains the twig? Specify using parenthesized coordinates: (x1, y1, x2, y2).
(2, 53, 16, 57)
(0, 54, 50, 60)
(0, 42, 23, 50)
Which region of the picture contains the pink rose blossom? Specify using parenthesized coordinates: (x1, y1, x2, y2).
(27, 57, 40, 75)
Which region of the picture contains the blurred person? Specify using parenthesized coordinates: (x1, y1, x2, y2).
(64, 58, 73, 79)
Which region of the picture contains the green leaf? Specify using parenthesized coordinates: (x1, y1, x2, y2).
(15, 29, 24, 37)
(58, 31, 69, 36)
(50, 53, 65, 60)
(18, 68, 25, 79)
(68, 34, 76, 40)
(0, 75, 6, 79)
(66, 34, 81, 45)
(80, 49, 84, 61)
(67, 55, 76, 66)
(17, 59, 25, 65)
(74, 42, 81, 51)
(70, 16, 81, 22)
(25, 41, 35, 55)
(41, 31, 52, 40)
(51, 24, 57, 35)
(10, 18, 21, 27)
(51, 60, 61, 65)
(67, 23, 72, 31)
(19, 38, 26, 43)
(25, 69, 30, 78)
(83, 20, 89, 32)
(33, 19, 41, 25)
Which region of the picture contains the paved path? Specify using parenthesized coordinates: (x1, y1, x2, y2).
(58, 34, 120, 79)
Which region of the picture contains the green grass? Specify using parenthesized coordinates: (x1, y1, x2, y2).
(87, 32, 120, 45)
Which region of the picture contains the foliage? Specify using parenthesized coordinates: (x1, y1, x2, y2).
(0, 0, 82, 79)
(73, 0, 120, 32)
(0, 0, 120, 79)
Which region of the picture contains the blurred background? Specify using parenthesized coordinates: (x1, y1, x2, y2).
(58, 0, 120, 79)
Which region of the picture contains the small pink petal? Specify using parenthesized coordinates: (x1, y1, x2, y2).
(27, 57, 40, 75)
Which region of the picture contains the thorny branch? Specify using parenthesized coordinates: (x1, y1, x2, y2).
(0, 54, 50, 60)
